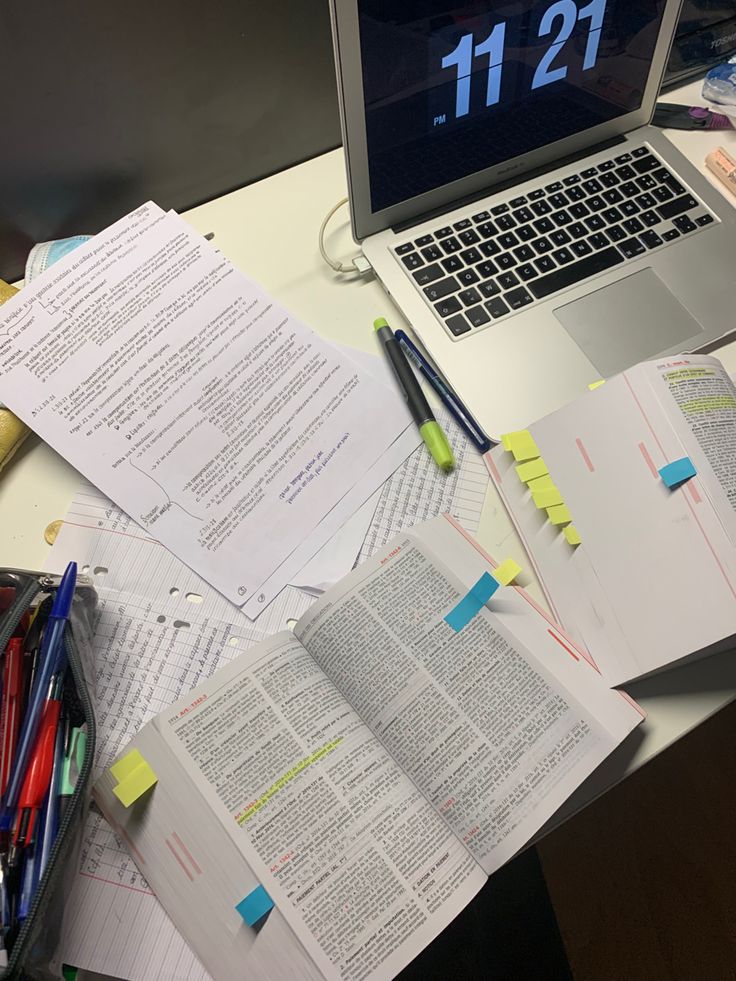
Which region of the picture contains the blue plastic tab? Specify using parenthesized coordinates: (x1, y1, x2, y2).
(444, 572, 500, 632)
(659, 457, 697, 488)
(236, 885, 274, 926)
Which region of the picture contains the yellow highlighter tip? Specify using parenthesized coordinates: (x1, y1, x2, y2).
(373, 317, 389, 331)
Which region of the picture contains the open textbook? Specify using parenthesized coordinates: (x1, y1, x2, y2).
(94, 516, 643, 981)
(487, 354, 736, 688)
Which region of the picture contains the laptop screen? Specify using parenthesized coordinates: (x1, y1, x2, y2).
(359, 0, 668, 214)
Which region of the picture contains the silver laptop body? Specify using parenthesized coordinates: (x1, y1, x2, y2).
(330, 0, 736, 436)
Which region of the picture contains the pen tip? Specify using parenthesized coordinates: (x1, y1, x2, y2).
(373, 317, 389, 331)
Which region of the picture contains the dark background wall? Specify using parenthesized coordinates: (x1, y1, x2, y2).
(0, 0, 341, 281)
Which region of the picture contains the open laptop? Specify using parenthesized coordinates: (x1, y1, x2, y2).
(329, 0, 736, 436)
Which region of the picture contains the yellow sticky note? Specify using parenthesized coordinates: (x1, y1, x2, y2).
(111, 751, 158, 807)
(515, 457, 549, 482)
(564, 524, 582, 545)
(588, 379, 606, 390)
(506, 430, 540, 462)
(501, 433, 514, 451)
(532, 486, 563, 508)
(546, 503, 572, 525)
(527, 474, 555, 492)
(493, 559, 522, 586)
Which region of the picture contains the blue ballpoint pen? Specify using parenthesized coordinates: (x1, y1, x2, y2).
(0, 562, 77, 837)
(394, 330, 496, 453)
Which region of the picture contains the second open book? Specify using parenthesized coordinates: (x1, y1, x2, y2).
(95, 515, 642, 981)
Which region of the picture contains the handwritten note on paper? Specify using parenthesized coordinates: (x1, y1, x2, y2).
(0, 203, 411, 606)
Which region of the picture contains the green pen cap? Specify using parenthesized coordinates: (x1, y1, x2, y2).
(373, 317, 389, 331)
(60, 728, 88, 796)
(419, 421, 455, 473)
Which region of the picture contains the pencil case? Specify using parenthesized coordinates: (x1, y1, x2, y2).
(0, 569, 97, 981)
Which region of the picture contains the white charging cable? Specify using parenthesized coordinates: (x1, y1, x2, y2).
(318, 198, 373, 276)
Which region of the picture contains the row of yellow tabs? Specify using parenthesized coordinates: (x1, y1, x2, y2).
(500, 430, 581, 547)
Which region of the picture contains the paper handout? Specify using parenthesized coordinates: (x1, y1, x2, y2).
(0, 202, 412, 606)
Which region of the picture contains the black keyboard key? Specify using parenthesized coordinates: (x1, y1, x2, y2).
(477, 221, 498, 239)
(549, 192, 569, 209)
(395, 242, 414, 255)
(496, 214, 516, 231)
(636, 174, 657, 191)
(480, 240, 501, 258)
(454, 218, 472, 230)
(620, 181, 639, 198)
(546, 181, 563, 193)
(498, 231, 519, 249)
(567, 186, 586, 201)
(421, 244, 442, 261)
(697, 214, 715, 227)
(570, 202, 590, 219)
(599, 159, 616, 172)
(460, 246, 482, 265)
(533, 236, 553, 254)
(582, 178, 603, 194)
(485, 296, 510, 318)
(459, 287, 482, 306)
(498, 271, 519, 290)
(424, 276, 460, 301)
(466, 304, 490, 327)
(528, 246, 624, 299)
(531, 199, 552, 216)
(534, 216, 555, 234)
(480, 279, 501, 298)
(653, 185, 674, 203)
(442, 255, 463, 273)
(496, 252, 517, 270)
(446, 313, 471, 335)
(581, 166, 598, 178)
(416, 234, 434, 247)
(571, 239, 593, 257)
(617, 165, 636, 181)
(563, 174, 581, 185)
(602, 207, 623, 224)
(603, 188, 624, 205)
(550, 229, 571, 246)
(585, 214, 605, 231)
(459, 229, 480, 246)
(478, 259, 498, 278)
(491, 203, 510, 215)
(658, 172, 685, 195)
(673, 215, 697, 233)
(457, 268, 480, 286)
(509, 195, 528, 208)
(506, 286, 534, 310)
(535, 255, 556, 272)
(640, 230, 663, 249)
(552, 246, 574, 265)
(632, 154, 659, 174)
(435, 296, 462, 317)
(587, 195, 606, 212)
(436, 226, 453, 238)
(528, 188, 546, 200)
(623, 217, 644, 234)
(640, 210, 660, 228)
(588, 232, 609, 249)
(620, 200, 639, 217)
(615, 152, 632, 164)
(517, 223, 537, 242)
(662, 228, 680, 241)
(472, 211, 491, 223)
(517, 262, 538, 281)
(608, 225, 627, 242)
(568, 221, 587, 239)
(402, 252, 424, 270)
(658, 195, 698, 220)
(441, 236, 462, 254)
(618, 237, 646, 259)
(514, 244, 535, 262)
(631, 146, 649, 157)
(552, 209, 572, 226)
(600, 172, 619, 188)
(413, 262, 444, 286)
(513, 206, 535, 224)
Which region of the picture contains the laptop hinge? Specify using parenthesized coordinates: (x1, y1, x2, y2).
(392, 134, 627, 235)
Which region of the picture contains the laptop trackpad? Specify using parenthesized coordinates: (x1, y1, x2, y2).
(554, 268, 704, 377)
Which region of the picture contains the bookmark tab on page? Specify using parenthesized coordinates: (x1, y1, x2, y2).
(236, 885, 274, 926)
(563, 525, 582, 545)
(546, 504, 572, 526)
(444, 572, 500, 632)
(501, 430, 541, 462)
(515, 458, 548, 482)
(110, 749, 157, 807)
(532, 486, 564, 509)
(493, 559, 522, 586)
(659, 457, 697, 488)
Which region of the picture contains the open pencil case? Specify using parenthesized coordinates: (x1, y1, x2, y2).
(0, 569, 97, 981)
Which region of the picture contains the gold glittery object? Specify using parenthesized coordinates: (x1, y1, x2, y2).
(44, 520, 63, 545)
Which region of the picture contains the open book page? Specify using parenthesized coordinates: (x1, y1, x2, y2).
(295, 517, 643, 877)
(96, 629, 486, 981)
(487, 359, 736, 686)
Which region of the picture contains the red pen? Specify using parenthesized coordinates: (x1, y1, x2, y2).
(0, 639, 24, 797)
(10, 676, 63, 862)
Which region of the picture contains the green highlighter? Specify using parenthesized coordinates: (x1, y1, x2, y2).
(374, 317, 455, 473)
(58, 727, 87, 824)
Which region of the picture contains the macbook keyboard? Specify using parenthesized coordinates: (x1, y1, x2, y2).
(392, 145, 718, 340)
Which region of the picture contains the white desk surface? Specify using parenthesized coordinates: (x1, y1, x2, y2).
(1, 79, 735, 786)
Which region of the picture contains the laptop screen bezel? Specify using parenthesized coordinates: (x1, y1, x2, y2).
(330, 0, 684, 242)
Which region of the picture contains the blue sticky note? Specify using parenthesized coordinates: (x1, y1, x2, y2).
(444, 572, 500, 632)
(659, 457, 697, 488)
(236, 885, 274, 926)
